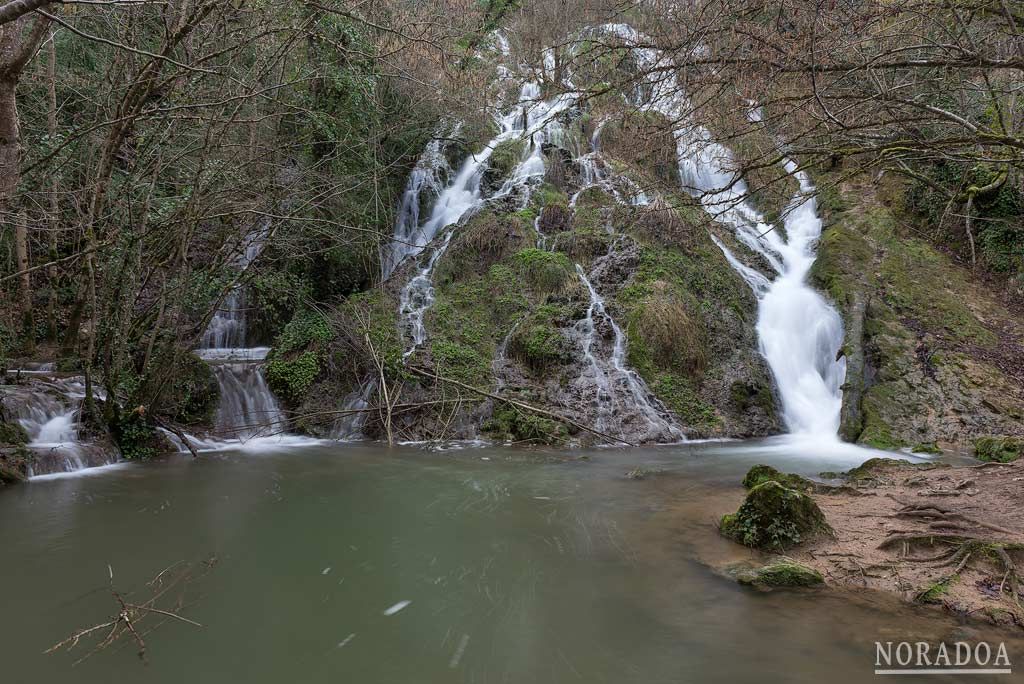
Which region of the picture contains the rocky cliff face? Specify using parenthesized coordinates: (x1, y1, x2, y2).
(810, 174, 1024, 453)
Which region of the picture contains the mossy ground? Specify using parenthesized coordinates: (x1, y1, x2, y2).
(974, 436, 1022, 463)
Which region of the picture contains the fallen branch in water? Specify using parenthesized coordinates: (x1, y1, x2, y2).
(152, 415, 200, 459)
(407, 365, 636, 447)
(46, 557, 216, 666)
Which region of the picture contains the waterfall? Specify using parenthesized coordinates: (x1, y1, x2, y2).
(394, 79, 579, 360)
(593, 23, 847, 439)
(335, 45, 581, 439)
(181, 219, 315, 451)
(574, 263, 682, 443)
(3, 377, 116, 476)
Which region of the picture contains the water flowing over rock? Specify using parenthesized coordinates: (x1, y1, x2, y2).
(596, 23, 846, 440)
(2, 378, 116, 477)
(179, 221, 316, 452)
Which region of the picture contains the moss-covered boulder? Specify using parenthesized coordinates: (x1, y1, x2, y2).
(0, 420, 29, 445)
(732, 558, 824, 588)
(741, 464, 817, 493)
(484, 138, 525, 189)
(483, 403, 568, 445)
(974, 436, 1022, 463)
(720, 481, 831, 551)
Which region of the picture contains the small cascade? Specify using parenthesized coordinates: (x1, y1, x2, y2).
(332, 379, 377, 440)
(2, 377, 116, 476)
(573, 263, 682, 443)
(394, 79, 579, 360)
(184, 220, 313, 450)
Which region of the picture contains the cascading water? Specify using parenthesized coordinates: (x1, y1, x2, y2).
(335, 43, 581, 439)
(181, 219, 314, 450)
(394, 79, 578, 360)
(595, 23, 847, 440)
(338, 32, 682, 444)
(2, 377, 116, 476)
(574, 262, 682, 443)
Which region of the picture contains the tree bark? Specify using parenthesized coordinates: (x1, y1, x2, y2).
(45, 26, 57, 340)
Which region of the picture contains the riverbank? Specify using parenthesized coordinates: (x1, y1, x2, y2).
(702, 457, 1024, 632)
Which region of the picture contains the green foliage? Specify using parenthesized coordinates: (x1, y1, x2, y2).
(266, 311, 334, 404)
(974, 436, 1022, 463)
(116, 411, 158, 461)
(160, 353, 219, 425)
(0, 421, 29, 445)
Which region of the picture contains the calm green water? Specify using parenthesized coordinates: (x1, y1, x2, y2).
(1, 439, 1019, 683)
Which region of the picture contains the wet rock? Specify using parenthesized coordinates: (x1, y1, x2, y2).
(742, 464, 817, 493)
(720, 481, 832, 551)
(728, 558, 824, 588)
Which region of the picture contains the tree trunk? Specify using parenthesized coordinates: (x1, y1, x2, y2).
(0, 77, 32, 350)
(45, 27, 57, 341)
(14, 209, 32, 351)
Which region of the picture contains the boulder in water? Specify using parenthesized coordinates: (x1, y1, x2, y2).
(720, 480, 831, 551)
(728, 558, 824, 588)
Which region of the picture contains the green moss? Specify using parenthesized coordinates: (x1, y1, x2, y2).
(719, 481, 831, 551)
(0, 421, 29, 445)
(266, 310, 334, 404)
(735, 559, 824, 588)
(512, 248, 573, 293)
(430, 340, 489, 386)
(483, 403, 568, 445)
(337, 289, 404, 375)
(858, 384, 906, 450)
(916, 575, 957, 604)
(973, 436, 1022, 463)
(508, 303, 576, 372)
(488, 138, 526, 181)
(911, 442, 941, 454)
(741, 465, 816, 493)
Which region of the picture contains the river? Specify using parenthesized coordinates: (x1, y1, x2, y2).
(2, 439, 1019, 683)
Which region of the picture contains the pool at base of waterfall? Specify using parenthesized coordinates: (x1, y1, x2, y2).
(1, 438, 1016, 684)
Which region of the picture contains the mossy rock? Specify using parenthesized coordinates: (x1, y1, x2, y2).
(483, 403, 568, 445)
(742, 464, 817, 493)
(0, 420, 29, 445)
(720, 481, 832, 551)
(0, 444, 31, 484)
(512, 248, 573, 294)
(160, 352, 219, 426)
(486, 138, 526, 185)
(974, 436, 1022, 463)
(266, 310, 334, 405)
(733, 558, 824, 588)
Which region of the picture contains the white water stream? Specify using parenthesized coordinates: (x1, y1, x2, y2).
(2, 377, 116, 476)
(597, 23, 847, 439)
